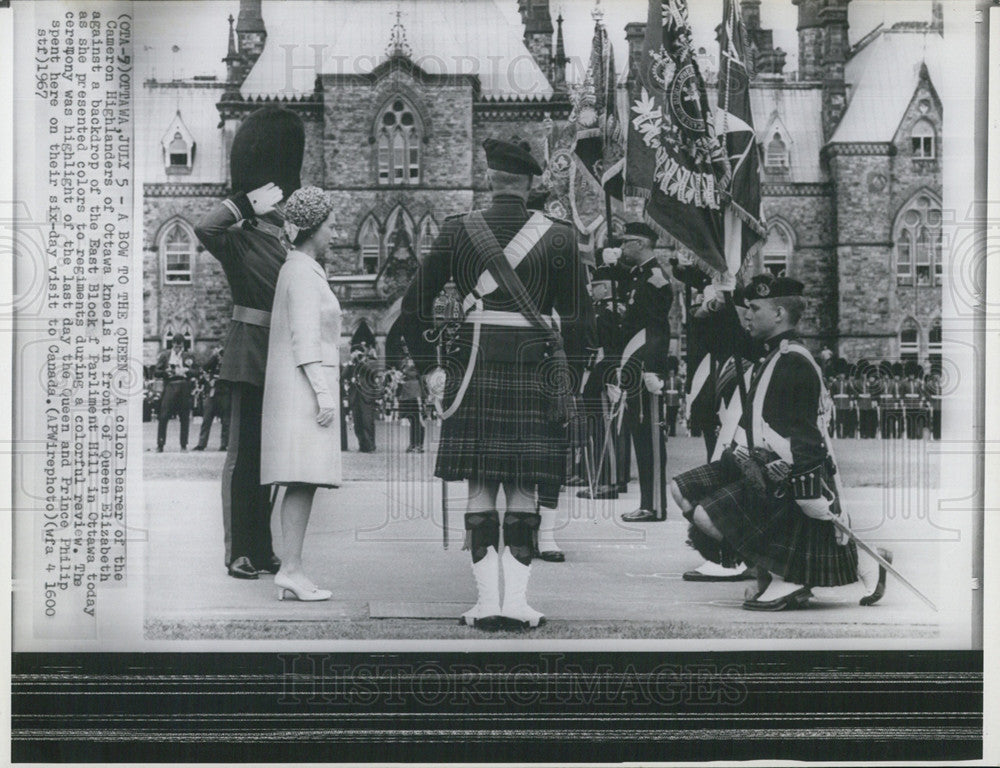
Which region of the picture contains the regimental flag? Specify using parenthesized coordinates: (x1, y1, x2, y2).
(717, 0, 766, 274)
(625, 0, 731, 274)
(571, 16, 625, 200)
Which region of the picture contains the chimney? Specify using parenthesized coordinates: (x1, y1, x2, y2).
(930, 1, 943, 35)
(625, 22, 646, 95)
(792, 0, 824, 81)
(520, 0, 554, 82)
(820, 0, 849, 140)
(236, 0, 267, 75)
(552, 12, 568, 91)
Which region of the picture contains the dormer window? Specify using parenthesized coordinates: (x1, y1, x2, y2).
(911, 118, 935, 159)
(764, 131, 789, 170)
(161, 111, 196, 175)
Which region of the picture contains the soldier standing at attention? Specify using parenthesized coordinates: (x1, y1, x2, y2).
(194, 106, 302, 580)
(155, 333, 199, 453)
(609, 223, 673, 523)
(400, 139, 594, 630)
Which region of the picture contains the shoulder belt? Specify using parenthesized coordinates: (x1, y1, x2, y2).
(747, 342, 825, 465)
(461, 210, 552, 313)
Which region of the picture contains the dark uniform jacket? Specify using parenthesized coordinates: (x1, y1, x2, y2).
(738, 330, 828, 497)
(619, 256, 673, 380)
(400, 194, 595, 374)
(194, 194, 287, 388)
(155, 348, 199, 382)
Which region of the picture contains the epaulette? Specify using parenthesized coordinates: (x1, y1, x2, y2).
(647, 266, 669, 288)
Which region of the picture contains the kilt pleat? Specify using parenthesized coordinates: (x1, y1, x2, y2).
(673, 460, 859, 588)
(435, 358, 567, 486)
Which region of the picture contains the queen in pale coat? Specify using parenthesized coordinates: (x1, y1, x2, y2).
(261, 186, 342, 602)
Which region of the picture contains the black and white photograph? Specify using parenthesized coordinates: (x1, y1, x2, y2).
(4, 0, 994, 762)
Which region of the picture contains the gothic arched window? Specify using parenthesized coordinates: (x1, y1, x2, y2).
(928, 319, 942, 370)
(894, 191, 941, 286)
(358, 216, 381, 275)
(899, 318, 920, 364)
(160, 220, 195, 284)
(416, 216, 438, 259)
(760, 222, 793, 277)
(911, 118, 935, 159)
(376, 97, 421, 186)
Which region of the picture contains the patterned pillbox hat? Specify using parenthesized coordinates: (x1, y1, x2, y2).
(283, 186, 334, 242)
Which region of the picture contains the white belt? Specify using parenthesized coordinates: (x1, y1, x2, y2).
(464, 309, 551, 328)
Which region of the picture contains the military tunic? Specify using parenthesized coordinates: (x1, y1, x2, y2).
(194, 194, 283, 569)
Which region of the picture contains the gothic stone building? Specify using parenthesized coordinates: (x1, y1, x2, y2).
(141, 0, 943, 370)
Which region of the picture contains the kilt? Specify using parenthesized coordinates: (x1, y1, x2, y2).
(435, 357, 567, 486)
(674, 459, 859, 587)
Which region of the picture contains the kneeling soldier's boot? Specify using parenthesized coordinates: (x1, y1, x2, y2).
(459, 511, 502, 630)
(500, 511, 545, 629)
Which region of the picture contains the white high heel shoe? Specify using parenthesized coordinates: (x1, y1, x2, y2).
(275, 572, 332, 602)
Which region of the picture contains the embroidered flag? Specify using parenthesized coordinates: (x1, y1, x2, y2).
(717, 0, 766, 273)
(625, 0, 731, 274)
(572, 15, 625, 200)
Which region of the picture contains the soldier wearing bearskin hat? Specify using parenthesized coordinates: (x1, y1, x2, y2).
(194, 106, 304, 580)
(399, 138, 595, 629)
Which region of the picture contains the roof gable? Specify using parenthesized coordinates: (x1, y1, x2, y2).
(241, 0, 553, 100)
(829, 28, 944, 144)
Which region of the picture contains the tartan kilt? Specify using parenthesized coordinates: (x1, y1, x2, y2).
(435, 357, 567, 486)
(673, 459, 859, 587)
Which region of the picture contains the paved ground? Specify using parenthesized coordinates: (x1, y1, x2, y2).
(143, 417, 959, 640)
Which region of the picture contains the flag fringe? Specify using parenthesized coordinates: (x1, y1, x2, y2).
(725, 198, 767, 237)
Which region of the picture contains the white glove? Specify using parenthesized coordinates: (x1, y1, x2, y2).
(246, 182, 283, 216)
(713, 271, 737, 293)
(602, 247, 622, 266)
(643, 372, 665, 394)
(797, 480, 838, 524)
(606, 383, 623, 404)
(425, 368, 446, 401)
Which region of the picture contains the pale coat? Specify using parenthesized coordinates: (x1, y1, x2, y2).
(261, 251, 342, 486)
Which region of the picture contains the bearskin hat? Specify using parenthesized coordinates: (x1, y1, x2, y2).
(230, 106, 305, 201)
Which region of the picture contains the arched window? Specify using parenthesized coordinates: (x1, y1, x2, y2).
(899, 318, 920, 364)
(376, 97, 421, 186)
(928, 319, 942, 370)
(761, 222, 792, 277)
(911, 118, 935, 159)
(416, 216, 438, 259)
(894, 191, 941, 286)
(160, 220, 195, 284)
(896, 229, 912, 281)
(764, 132, 789, 170)
(358, 216, 381, 275)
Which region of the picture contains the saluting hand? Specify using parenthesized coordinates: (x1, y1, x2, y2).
(247, 182, 283, 216)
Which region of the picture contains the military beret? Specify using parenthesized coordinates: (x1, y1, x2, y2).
(591, 265, 616, 284)
(622, 221, 658, 243)
(483, 138, 542, 176)
(741, 273, 804, 305)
